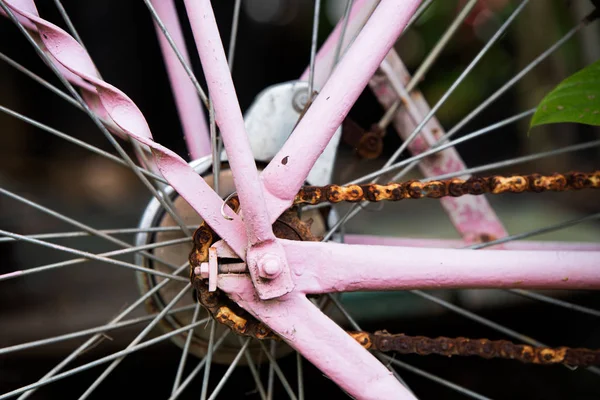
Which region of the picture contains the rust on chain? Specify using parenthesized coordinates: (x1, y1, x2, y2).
(348, 331, 600, 367)
(294, 171, 600, 205)
(189, 196, 279, 341)
(189, 199, 318, 342)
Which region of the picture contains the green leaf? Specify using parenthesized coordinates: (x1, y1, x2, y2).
(530, 59, 600, 128)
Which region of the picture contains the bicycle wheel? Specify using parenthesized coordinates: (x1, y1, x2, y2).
(1, 0, 599, 399)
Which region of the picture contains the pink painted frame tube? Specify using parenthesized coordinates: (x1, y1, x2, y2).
(219, 277, 415, 400)
(260, 0, 422, 221)
(183, 0, 276, 246)
(150, 0, 211, 160)
(183, 0, 297, 300)
(279, 240, 600, 294)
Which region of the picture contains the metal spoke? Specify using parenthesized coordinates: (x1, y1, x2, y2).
(171, 303, 202, 395)
(208, 0, 244, 195)
(409, 0, 477, 91)
(413, 290, 544, 346)
(200, 319, 217, 400)
(468, 212, 600, 250)
(379, 0, 478, 129)
(207, 338, 251, 400)
(0, 316, 206, 400)
(258, 341, 299, 400)
(52, 0, 86, 49)
(350, 108, 534, 184)
(381, 354, 492, 400)
(0, 52, 81, 109)
(296, 352, 304, 400)
(1, 235, 190, 280)
(0, 229, 187, 281)
(322, 107, 534, 240)
(0, 105, 166, 184)
(0, 225, 194, 243)
(358, 9, 588, 186)
(327, 294, 414, 392)
(320, 2, 529, 240)
(77, 284, 192, 399)
(208, 99, 220, 196)
(267, 341, 276, 400)
(441, 21, 588, 144)
(239, 338, 268, 400)
(381, 0, 529, 175)
(168, 330, 231, 400)
(509, 289, 600, 318)
(411, 290, 600, 377)
(0, 2, 193, 237)
(227, 0, 242, 71)
(129, 142, 191, 236)
(461, 212, 600, 318)
(13, 262, 188, 400)
(426, 139, 600, 182)
(403, 0, 434, 34)
(0, 187, 183, 270)
(332, 0, 354, 67)
(308, 0, 322, 99)
(0, 304, 196, 356)
(142, 0, 208, 107)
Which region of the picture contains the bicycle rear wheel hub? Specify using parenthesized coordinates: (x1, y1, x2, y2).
(135, 160, 326, 364)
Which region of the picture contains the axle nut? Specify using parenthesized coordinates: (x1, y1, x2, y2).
(257, 254, 283, 279)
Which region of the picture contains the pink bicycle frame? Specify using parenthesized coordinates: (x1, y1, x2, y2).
(7, 0, 599, 398)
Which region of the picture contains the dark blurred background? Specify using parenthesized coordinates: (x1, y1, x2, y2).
(1, 0, 600, 399)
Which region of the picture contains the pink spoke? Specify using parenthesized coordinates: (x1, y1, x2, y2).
(218, 275, 416, 400)
(279, 240, 600, 294)
(4, 0, 248, 258)
(260, 0, 422, 222)
(344, 234, 600, 251)
(150, 0, 210, 159)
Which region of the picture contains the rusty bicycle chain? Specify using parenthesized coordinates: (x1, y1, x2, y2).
(349, 332, 600, 367)
(294, 171, 600, 205)
(190, 171, 600, 366)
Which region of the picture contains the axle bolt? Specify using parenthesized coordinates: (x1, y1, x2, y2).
(257, 254, 283, 279)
